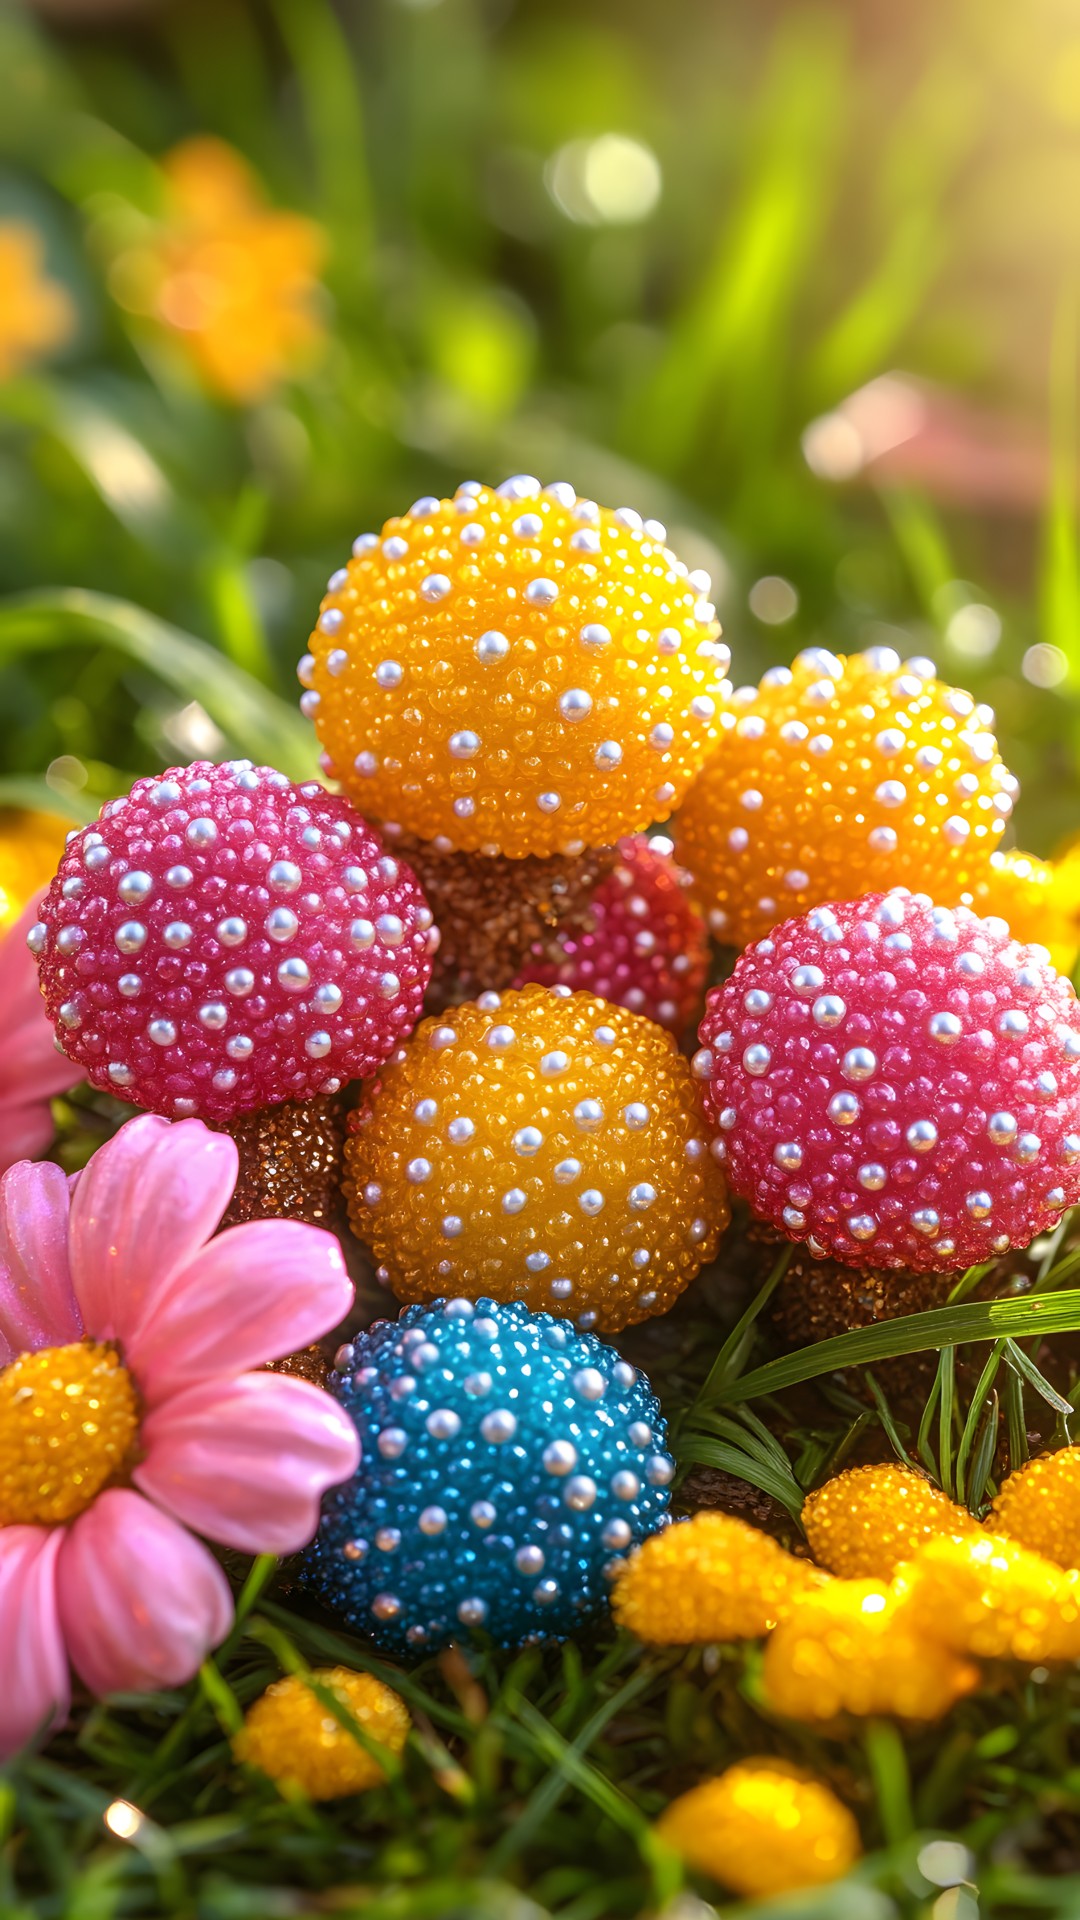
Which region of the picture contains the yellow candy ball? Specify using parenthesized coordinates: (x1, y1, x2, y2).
(233, 1667, 410, 1800)
(901, 1532, 1080, 1662)
(990, 1447, 1080, 1567)
(610, 1510, 821, 1643)
(657, 1759, 861, 1897)
(763, 1578, 979, 1722)
(345, 984, 729, 1332)
(302, 480, 730, 857)
(960, 849, 1077, 975)
(674, 646, 1015, 948)
(802, 1463, 979, 1581)
(0, 809, 72, 932)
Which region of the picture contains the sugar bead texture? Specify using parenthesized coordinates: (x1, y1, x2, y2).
(513, 834, 708, 1039)
(302, 477, 730, 858)
(674, 645, 1017, 948)
(345, 983, 729, 1333)
(802, 1463, 977, 1581)
(699, 889, 1080, 1271)
(393, 833, 615, 1013)
(301, 1296, 674, 1653)
(31, 761, 437, 1122)
(219, 1094, 344, 1228)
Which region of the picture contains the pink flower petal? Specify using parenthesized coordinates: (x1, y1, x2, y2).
(0, 908, 82, 1178)
(0, 1160, 80, 1365)
(68, 1114, 238, 1346)
(0, 1526, 69, 1759)
(128, 1219, 353, 1405)
(57, 1488, 233, 1697)
(136, 1373, 360, 1554)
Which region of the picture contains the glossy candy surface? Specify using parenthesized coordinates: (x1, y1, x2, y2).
(676, 646, 1016, 948)
(301, 1297, 673, 1652)
(302, 478, 730, 857)
(31, 761, 436, 1121)
(699, 889, 1080, 1270)
(514, 834, 708, 1038)
(345, 984, 729, 1331)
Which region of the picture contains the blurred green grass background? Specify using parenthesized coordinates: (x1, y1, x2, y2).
(2, 0, 1080, 855)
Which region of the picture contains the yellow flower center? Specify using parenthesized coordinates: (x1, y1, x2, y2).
(0, 1341, 140, 1525)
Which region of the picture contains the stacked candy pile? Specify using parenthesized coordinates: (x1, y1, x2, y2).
(5, 476, 1080, 1899)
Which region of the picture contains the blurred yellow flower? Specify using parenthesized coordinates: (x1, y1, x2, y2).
(110, 138, 326, 404)
(763, 1576, 979, 1723)
(0, 810, 70, 932)
(657, 1758, 861, 1897)
(233, 1667, 409, 1800)
(0, 224, 75, 381)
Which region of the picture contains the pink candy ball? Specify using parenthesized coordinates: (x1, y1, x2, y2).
(513, 834, 708, 1038)
(697, 890, 1080, 1271)
(31, 761, 437, 1121)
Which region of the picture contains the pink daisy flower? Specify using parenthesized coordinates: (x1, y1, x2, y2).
(0, 903, 82, 1175)
(0, 1113, 359, 1759)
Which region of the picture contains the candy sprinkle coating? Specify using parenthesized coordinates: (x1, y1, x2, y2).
(675, 646, 1016, 947)
(513, 833, 708, 1039)
(699, 888, 1080, 1271)
(345, 983, 729, 1332)
(301, 1296, 673, 1653)
(304, 478, 730, 857)
(32, 761, 436, 1122)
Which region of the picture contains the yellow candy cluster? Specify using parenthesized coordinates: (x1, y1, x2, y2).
(674, 645, 1015, 947)
(900, 1533, 1080, 1662)
(803, 1462, 978, 1580)
(303, 479, 730, 857)
(657, 1759, 861, 1898)
(763, 1577, 979, 1723)
(610, 1511, 820, 1642)
(345, 984, 729, 1332)
(234, 1667, 410, 1800)
(0, 1341, 139, 1525)
(0, 809, 71, 932)
(620, 1453, 1080, 1731)
(989, 1446, 1080, 1567)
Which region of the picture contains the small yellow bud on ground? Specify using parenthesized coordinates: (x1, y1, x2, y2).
(234, 1668, 410, 1800)
(657, 1758, 861, 1897)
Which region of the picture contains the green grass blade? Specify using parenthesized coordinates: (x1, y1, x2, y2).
(0, 589, 314, 780)
(954, 1341, 1003, 1505)
(676, 1434, 805, 1520)
(708, 1289, 1080, 1405)
(939, 1345, 957, 1498)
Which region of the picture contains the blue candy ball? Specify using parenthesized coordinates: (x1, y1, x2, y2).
(301, 1296, 673, 1653)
